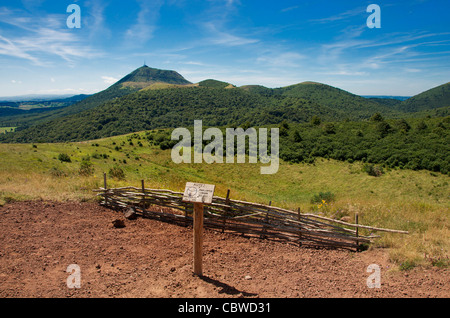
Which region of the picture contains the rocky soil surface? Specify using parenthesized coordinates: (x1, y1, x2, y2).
(0, 200, 448, 298)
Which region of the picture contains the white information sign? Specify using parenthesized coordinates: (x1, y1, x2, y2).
(182, 182, 215, 204)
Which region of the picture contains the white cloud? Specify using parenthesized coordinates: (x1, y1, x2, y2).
(203, 22, 259, 47)
(124, 0, 163, 43)
(183, 61, 208, 66)
(33, 88, 94, 95)
(309, 7, 366, 24)
(321, 70, 368, 76)
(102, 76, 119, 84)
(0, 34, 41, 65)
(84, 0, 111, 40)
(256, 52, 305, 68)
(0, 9, 101, 66)
(280, 6, 300, 13)
(405, 68, 421, 73)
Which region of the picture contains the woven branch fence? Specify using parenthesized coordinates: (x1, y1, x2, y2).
(94, 179, 408, 251)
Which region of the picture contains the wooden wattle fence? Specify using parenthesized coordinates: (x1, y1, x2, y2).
(94, 178, 408, 251)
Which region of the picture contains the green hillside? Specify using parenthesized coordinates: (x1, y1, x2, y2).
(0, 131, 448, 268)
(198, 79, 234, 89)
(0, 66, 191, 129)
(397, 82, 450, 112)
(1, 66, 449, 147)
(278, 117, 449, 175)
(274, 82, 400, 119)
(239, 85, 274, 96)
(0, 83, 394, 143)
(117, 65, 192, 87)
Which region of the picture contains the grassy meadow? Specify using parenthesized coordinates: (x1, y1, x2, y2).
(0, 127, 16, 134)
(0, 130, 448, 269)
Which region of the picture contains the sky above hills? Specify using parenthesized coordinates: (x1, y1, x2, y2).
(1, 0, 449, 97)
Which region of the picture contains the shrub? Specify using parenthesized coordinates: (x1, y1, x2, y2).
(79, 160, 94, 176)
(280, 120, 290, 129)
(311, 115, 321, 126)
(310, 191, 336, 204)
(58, 153, 71, 163)
(416, 121, 428, 131)
(293, 130, 302, 142)
(376, 121, 392, 137)
(109, 166, 125, 180)
(49, 167, 67, 177)
(363, 163, 384, 177)
(159, 140, 177, 150)
(279, 127, 289, 137)
(370, 112, 384, 122)
(396, 119, 411, 132)
(323, 123, 336, 134)
(399, 260, 416, 271)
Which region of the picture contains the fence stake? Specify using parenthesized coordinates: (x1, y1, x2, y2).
(103, 173, 108, 205)
(222, 189, 230, 233)
(193, 202, 204, 276)
(355, 212, 359, 251)
(260, 201, 271, 239)
(298, 207, 302, 246)
(141, 180, 146, 213)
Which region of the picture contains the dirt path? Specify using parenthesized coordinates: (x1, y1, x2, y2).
(0, 200, 448, 298)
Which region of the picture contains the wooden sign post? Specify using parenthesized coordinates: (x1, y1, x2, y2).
(182, 182, 215, 276)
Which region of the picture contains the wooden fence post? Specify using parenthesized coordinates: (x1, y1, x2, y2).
(141, 180, 146, 213)
(193, 202, 204, 276)
(222, 189, 230, 233)
(103, 173, 108, 206)
(355, 212, 359, 251)
(298, 207, 302, 246)
(260, 201, 271, 239)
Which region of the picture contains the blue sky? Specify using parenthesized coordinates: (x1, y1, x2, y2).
(0, 0, 449, 97)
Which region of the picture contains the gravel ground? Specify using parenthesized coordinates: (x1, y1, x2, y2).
(0, 200, 448, 299)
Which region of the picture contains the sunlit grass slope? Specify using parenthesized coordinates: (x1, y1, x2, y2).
(0, 130, 448, 269)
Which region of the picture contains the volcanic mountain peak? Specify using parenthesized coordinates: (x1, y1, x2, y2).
(115, 65, 192, 88)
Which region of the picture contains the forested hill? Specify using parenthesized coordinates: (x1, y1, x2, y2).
(116, 65, 192, 88)
(46, 66, 191, 117)
(0, 65, 448, 144)
(396, 82, 450, 113)
(274, 82, 398, 119)
(1, 83, 401, 143)
(0, 66, 192, 128)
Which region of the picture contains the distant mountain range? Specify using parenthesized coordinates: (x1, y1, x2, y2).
(361, 95, 410, 101)
(0, 94, 90, 117)
(0, 94, 88, 102)
(0, 65, 448, 143)
(0, 93, 410, 103)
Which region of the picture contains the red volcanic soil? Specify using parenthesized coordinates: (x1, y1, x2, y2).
(0, 200, 448, 298)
